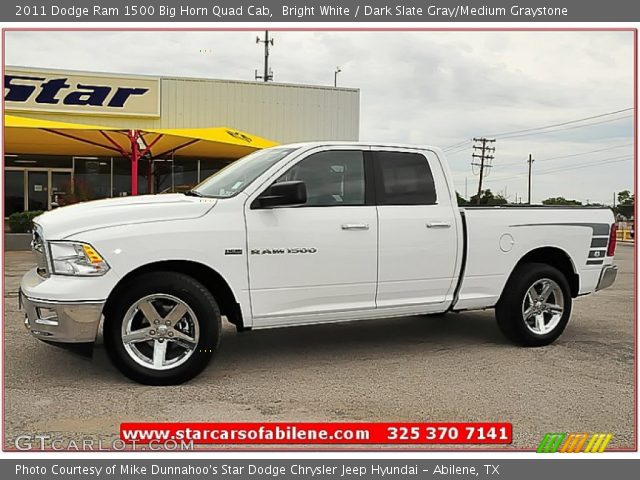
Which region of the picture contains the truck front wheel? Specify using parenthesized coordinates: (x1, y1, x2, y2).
(103, 271, 221, 385)
(495, 262, 572, 347)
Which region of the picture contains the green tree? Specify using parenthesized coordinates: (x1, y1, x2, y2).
(615, 189, 634, 218)
(618, 190, 634, 205)
(542, 197, 582, 206)
(468, 189, 507, 206)
(456, 191, 468, 206)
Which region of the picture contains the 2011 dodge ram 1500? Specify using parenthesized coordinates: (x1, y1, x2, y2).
(20, 142, 618, 384)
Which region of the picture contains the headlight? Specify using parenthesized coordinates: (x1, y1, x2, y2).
(48, 241, 110, 276)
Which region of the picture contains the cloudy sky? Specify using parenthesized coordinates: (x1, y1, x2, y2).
(5, 30, 635, 204)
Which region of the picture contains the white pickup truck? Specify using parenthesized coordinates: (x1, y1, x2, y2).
(21, 142, 618, 385)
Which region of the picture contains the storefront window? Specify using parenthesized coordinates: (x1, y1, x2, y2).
(73, 157, 111, 201)
(5, 170, 24, 216)
(199, 159, 232, 183)
(138, 156, 151, 195)
(174, 158, 198, 192)
(153, 159, 173, 193)
(4, 153, 243, 215)
(112, 157, 150, 197)
(152, 158, 204, 193)
(112, 157, 132, 197)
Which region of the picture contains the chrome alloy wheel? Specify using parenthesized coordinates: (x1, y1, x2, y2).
(521, 278, 564, 335)
(121, 294, 200, 371)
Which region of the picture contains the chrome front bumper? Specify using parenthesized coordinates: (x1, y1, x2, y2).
(596, 264, 618, 292)
(20, 290, 103, 343)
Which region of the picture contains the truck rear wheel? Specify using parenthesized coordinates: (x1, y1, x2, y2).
(495, 262, 572, 347)
(104, 272, 221, 385)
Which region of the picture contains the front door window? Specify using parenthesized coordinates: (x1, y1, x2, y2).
(273, 150, 366, 206)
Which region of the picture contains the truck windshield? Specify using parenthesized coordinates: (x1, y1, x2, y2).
(190, 147, 297, 198)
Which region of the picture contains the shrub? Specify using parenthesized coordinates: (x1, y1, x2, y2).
(8, 211, 44, 233)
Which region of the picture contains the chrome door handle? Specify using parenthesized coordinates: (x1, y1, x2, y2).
(426, 222, 451, 229)
(341, 223, 370, 230)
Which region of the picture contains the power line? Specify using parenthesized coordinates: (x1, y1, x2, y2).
(495, 114, 632, 140)
(532, 152, 631, 174)
(535, 156, 633, 176)
(484, 107, 633, 138)
(445, 145, 473, 156)
(538, 142, 632, 161)
(484, 154, 633, 182)
(442, 140, 471, 153)
(499, 142, 633, 167)
(442, 140, 470, 150)
(441, 107, 633, 149)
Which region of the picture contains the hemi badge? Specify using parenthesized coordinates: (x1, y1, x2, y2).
(225, 248, 243, 255)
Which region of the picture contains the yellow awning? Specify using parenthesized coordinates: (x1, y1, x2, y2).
(5, 114, 117, 130)
(5, 114, 127, 156)
(143, 127, 278, 158)
(4, 114, 278, 158)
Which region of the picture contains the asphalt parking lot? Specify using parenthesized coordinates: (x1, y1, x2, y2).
(3, 244, 635, 450)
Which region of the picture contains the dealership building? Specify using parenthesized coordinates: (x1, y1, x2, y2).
(4, 66, 360, 216)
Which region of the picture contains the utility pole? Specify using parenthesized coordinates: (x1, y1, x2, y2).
(471, 137, 496, 205)
(334, 66, 342, 87)
(255, 31, 274, 82)
(527, 154, 535, 204)
(613, 192, 617, 208)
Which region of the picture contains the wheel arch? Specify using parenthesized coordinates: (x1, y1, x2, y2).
(103, 260, 245, 329)
(508, 246, 580, 298)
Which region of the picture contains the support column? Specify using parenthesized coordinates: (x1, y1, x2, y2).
(129, 130, 139, 196)
(147, 159, 153, 193)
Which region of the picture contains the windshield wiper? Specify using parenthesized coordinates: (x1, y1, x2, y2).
(183, 190, 204, 197)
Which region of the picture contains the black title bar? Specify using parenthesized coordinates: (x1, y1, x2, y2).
(3, 0, 640, 22)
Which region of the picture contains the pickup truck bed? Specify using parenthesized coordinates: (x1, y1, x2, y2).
(455, 206, 614, 311)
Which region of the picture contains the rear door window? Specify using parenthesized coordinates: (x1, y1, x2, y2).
(373, 151, 437, 205)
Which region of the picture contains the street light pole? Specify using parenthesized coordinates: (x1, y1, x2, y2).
(334, 66, 342, 87)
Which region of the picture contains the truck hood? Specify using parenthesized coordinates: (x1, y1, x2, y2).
(35, 194, 217, 239)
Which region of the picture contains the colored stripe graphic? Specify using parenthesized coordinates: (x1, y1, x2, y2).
(559, 433, 589, 453)
(573, 433, 590, 453)
(537, 433, 566, 453)
(584, 433, 613, 453)
(538, 433, 613, 453)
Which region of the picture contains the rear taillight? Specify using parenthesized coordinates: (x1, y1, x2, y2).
(607, 224, 617, 256)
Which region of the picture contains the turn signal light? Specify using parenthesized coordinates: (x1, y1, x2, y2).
(82, 244, 105, 264)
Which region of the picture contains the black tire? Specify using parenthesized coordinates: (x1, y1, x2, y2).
(495, 262, 572, 347)
(104, 271, 221, 385)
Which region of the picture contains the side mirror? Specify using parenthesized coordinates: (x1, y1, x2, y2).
(253, 180, 307, 209)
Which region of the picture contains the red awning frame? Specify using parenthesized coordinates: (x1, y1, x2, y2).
(38, 128, 163, 195)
